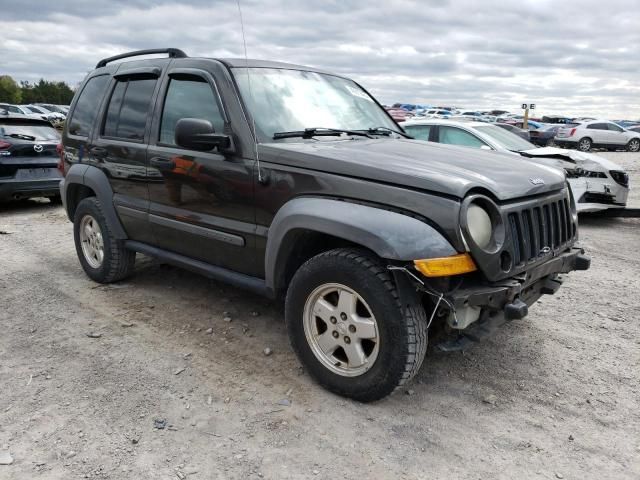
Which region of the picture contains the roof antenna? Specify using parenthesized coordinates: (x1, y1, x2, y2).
(236, 0, 263, 183)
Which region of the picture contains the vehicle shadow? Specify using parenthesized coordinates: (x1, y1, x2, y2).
(0, 197, 60, 215)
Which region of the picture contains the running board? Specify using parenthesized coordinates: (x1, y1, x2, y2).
(124, 240, 272, 298)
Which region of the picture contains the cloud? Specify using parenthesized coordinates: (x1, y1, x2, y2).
(1, 0, 639, 118)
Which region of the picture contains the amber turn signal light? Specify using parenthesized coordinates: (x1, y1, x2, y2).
(413, 253, 477, 277)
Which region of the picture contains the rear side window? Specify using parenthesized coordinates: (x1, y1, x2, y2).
(587, 123, 607, 130)
(404, 124, 431, 141)
(103, 77, 157, 141)
(438, 126, 487, 148)
(159, 75, 225, 145)
(68, 75, 110, 137)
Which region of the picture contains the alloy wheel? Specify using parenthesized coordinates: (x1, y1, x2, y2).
(303, 283, 380, 377)
(79, 214, 104, 268)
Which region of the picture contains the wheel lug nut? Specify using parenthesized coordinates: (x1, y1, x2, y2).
(330, 316, 337, 324)
(332, 331, 339, 338)
(344, 336, 351, 344)
(348, 325, 356, 333)
(340, 312, 347, 321)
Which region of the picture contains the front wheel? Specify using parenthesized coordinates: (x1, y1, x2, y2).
(578, 137, 592, 152)
(627, 138, 640, 152)
(73, 197, 136, 283)
(285, 248, 428, 402)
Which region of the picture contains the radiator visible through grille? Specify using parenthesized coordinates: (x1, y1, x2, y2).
(507, 197, 575, 265)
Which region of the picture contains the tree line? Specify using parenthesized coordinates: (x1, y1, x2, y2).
(0, 75, 75, 105)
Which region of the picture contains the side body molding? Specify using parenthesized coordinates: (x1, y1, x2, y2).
(60, 164, 128, 239)
(265, 197, 458, 291)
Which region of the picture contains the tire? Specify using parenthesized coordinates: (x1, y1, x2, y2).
(627, 138, 640, 152)
(285, 248, 428, 402)
(577, 137, 592, 152)
(73, 197, 135, 283)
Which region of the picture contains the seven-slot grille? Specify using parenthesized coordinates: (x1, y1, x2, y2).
(507, 197, 575, 265)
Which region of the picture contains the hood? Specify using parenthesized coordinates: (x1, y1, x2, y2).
(521, 147, 624, 172)
(260, 138, 566, 201)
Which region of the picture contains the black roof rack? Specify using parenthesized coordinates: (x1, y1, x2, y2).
(96, 48, 187, 68)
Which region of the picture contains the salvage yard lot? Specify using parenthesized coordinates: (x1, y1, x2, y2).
(1, 153, 639, 480)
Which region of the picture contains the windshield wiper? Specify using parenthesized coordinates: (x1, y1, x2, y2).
(7, 133, 37, 141)
(273, 128, 374, 140)
(358, 126, 413, 139)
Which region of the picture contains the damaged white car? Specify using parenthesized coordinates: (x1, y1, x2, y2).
(402, 119, 629, 212)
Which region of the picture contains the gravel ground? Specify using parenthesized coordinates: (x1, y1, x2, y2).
(1, 152, 638, 479)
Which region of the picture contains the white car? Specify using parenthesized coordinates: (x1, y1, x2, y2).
(555, 119, 640, 152)
(422, 109, 452, 118)
(402, 119, 630, 212)
(0, 104, 48, 120)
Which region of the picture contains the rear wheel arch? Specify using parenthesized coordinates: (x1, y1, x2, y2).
(62, 164, 127, 239)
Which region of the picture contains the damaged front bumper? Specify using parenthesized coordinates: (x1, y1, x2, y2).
(394, 247, 591, 351)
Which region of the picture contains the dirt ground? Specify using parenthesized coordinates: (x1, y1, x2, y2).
(1, 152, 639, 480)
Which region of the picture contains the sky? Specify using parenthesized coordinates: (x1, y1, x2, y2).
(1, 0, 639, 119)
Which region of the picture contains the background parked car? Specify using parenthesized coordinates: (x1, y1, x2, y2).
(0, 117, 62, 202)
(555, 119, 640, 152)
(529, 124, 563, 146)
(402, 118, 629, 212)
(385, 107, 414, 122)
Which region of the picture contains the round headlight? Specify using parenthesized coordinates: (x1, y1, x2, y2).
(466, 203, 493, 249)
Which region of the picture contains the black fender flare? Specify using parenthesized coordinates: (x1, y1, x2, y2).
(61, 163, 127, 239)
(265, 197, 457, 292)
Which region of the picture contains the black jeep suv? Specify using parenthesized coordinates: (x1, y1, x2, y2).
(60, 49, 589, 401)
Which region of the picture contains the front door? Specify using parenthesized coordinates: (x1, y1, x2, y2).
(146, 67, 258, 276)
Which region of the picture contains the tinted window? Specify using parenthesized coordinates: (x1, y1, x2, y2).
(404, 125, 431, 141)
(438, 126, 487, 148)
(607, 123, 623, 132)
(159, 76, 225, 145)
(587, 123, 607, 130)
(68, 75, 110, 137)
(103, 77, 157, 141)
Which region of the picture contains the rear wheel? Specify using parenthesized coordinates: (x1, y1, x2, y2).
(627, 138, 640, 152)
(578, 137, 592, 152)
(285, 248, 428, 402)
(73, 197, 135, 283)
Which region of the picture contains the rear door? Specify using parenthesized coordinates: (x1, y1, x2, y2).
(585, 123, 609, 144)
(88, 66, 162, 243)
(145, 63, 257, 276)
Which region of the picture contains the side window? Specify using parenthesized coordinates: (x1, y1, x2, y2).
(587, 123, 607, 130)
(438, 126, 487, 148)
(607, 123, 623, 132)
(159, 75, 225, 146)
(68, 75, 110, 137)
(404, 125, 431, 141)
(102, 77, 157, 141)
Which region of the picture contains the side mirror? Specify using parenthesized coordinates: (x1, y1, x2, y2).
(175, 118, 233, 153)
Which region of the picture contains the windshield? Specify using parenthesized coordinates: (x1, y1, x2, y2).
(233, 68, 398, 141)
(0, 124, 60, 141)
(475, 125, 536, 151)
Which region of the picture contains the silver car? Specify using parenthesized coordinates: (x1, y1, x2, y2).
(402, 119, 630, 212)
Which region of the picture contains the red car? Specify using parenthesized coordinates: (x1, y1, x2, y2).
(385, 108, 414, 123)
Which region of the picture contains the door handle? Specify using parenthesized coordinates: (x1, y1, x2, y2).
(90, 146, 108, 158)
(149, 157, 176, 170)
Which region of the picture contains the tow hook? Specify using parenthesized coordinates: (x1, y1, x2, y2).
(504, 298, 528, 320)
(574, 254, 591, 271)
